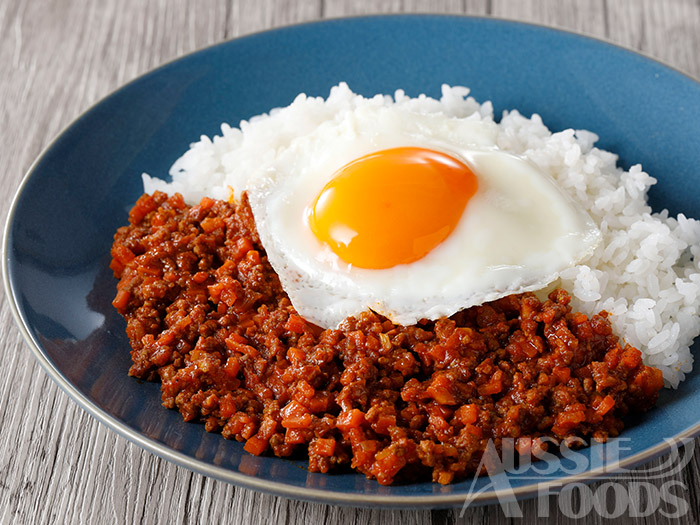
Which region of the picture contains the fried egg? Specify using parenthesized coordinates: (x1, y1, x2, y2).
(245, 101, 601, 328)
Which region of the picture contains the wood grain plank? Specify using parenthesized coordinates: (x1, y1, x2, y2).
(324, 0, 402, 17)
(228, 0, 322, 37)
(397, 0, 468, 13)
(0, 1, 228, 523)
(1, 1, 700, 524)
(492, 0, 607, 37)
(606, 0, 700, 79)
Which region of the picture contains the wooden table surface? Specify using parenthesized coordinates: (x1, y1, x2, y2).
(2, 1, 700, 523)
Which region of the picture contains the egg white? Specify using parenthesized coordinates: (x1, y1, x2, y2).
(243, 103, 601, 328)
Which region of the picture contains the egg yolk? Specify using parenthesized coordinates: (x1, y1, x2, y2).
(308, 147, 478, 269)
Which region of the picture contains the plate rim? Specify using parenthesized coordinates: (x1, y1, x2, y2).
(4, 13, 700, 508)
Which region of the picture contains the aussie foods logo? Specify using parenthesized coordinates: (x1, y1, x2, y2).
(460, 436, 693, 519)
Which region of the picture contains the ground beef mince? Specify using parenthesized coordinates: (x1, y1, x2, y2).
(111, 191, 665, 485)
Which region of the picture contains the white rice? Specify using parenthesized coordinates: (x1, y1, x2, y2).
(143, 83, 700, 388)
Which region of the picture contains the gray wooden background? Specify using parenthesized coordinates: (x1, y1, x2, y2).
(2, 1, 700, 523)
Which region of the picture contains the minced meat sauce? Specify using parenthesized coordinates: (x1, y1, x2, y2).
(110, 191, 664, 485)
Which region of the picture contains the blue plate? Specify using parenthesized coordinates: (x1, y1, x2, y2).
(4, 15, 700, 508)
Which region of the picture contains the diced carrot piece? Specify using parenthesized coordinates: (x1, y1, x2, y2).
(312, 438, 336, 457)
(169, 193, 186, 209)
(336, 409, 365, 431)
(353, 439, 379, 465)
(227, 332, 247, 345)
(437, 471, 454, 485)
(199, 196, 215, 210)
(129, 194, 159, 224)
(174, 315, 191, 331)
(427, 385, 456, 405)
(621, 348, 642, 369)
(374, 414, 396, 435)
(455, 404, 479, 425)
(137, 265, 161, 276)
(478, 371, 503, 396)
(428, 345, 446, 362)
(604, 347, 621, 369)
(112, 289, 131, 310)
(463, 424, 483, 438)
(372, 446, 406, 485)
(245, 250, 261, 266)
(571, 312, 588, 325)
(192, 271, 209, 283)
(150, 345, 172, 367)
(109, 259, 124, 275)
(224, 357, 240, 378)
(552, 366, 571, 383)
(284, 428, 307, 445)
(552, 409, 586, 436)
(296, 380, 315, 399)
(281, 368, 296, 384)
(243, 436, 267, 455)
(220, 285, 238, 306)
(151, 213, 166, 227)
(281, 400, 306, 419)
(201, 217, 224, 233)
(202, 393, 218, 410)
(208, 282, 225, 302)
(636, 367, 664, 397)
(112, 244, 135, 266)
(516, 437, 533, 456)
(285, 314, 306, 334)
(225, 337, 259, 358)
(281, 400, 311, 429)
(156, 330, 175, 346)
(281, 414, 312, 429)
(220, 395, 236, 419)
(241, 422, 258, 440)
(231, 237, 254, 260)
(307, 394, 330, 414)
(426, 373, 457, 404)
(428, 413, 449, 433)
(287, 347, 305, 365)
(365, 334, 381, 352)
(595, 395, 615, 416)
(214, 259, 235, 279)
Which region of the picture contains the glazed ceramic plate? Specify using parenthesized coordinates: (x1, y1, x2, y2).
(4, 15, 700, 508)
